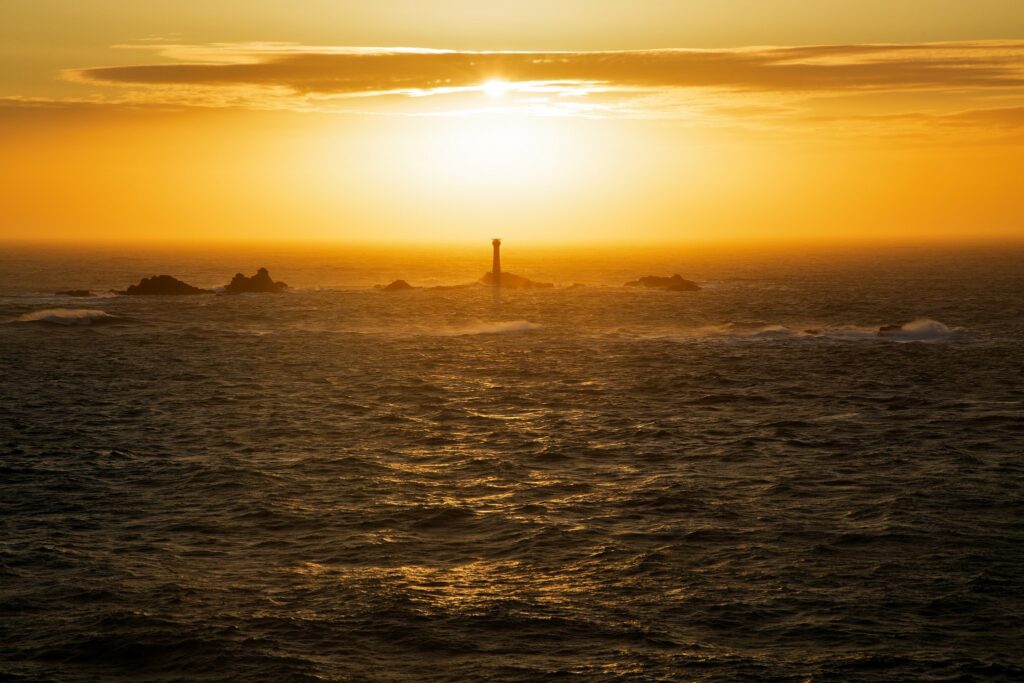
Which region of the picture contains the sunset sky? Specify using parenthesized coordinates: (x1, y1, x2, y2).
(3, 0, 1023, 245)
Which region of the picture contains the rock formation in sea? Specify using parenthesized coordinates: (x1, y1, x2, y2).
(223, 268, 288, 294)
(427, 283, 477, 290)
(479, 272, 554, 289)
(379, 279, 416, 292)
(625, 274, 701, 291)
(55, 290, 94, 297)
(117, 275, 210, 296)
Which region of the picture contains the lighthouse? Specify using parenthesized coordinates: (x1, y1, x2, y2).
(491, 238, 501, 287)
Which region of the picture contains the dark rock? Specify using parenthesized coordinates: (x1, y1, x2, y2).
(117, 275, 210, 296)
(625, 274, 700, 291)
(381, 279, 415, 292)
(223, 267, 288, 294)
(479, 271, 554, 289)
(426, 283, 477, 290)
(878, 324, 903, 335)
(55, 290, 94, 297)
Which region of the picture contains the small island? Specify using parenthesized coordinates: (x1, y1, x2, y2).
(108, 267, 287, 295)
(224, 267, 288, 294)
(378, 279, 415, 292)
(625, 274, 701, 291)
(117, 275, 211, 296)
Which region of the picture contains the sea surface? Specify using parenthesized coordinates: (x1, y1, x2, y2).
(1, 244, 1023, 682)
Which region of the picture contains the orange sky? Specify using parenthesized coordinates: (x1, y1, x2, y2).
(2, 1, 1023, 245)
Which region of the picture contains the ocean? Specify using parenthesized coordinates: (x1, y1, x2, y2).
(1, 243, 1022, 682)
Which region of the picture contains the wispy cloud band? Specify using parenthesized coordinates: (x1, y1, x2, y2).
(72, 41, 1024, 95)
(0, 40, 1005, 142)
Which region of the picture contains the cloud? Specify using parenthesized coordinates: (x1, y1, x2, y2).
(943, 104, 1024, 127)
(35, 41, 1024, 142)
(808, 105, 1024, 143)
(0, 96, 140, 123)
(71, 41, 1024, 96)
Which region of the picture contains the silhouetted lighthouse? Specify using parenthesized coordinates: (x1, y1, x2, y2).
(491, 238, 501, 287)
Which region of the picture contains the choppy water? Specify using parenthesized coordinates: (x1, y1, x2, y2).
(1, 245, 1023, 682)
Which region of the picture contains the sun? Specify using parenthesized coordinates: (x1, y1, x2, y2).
(481, 79, 512, 98)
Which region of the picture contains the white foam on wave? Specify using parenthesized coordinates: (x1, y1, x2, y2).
(14, 308, 118, 326)
(649, 318, 960, 343)
(878, 318, 957, 341)
(435, 320, 541, 336)
(823, 318, 959, 342)
(688, 323, 813, 339)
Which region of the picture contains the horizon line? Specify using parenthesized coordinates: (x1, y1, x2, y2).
(3, 234, 1024, 252)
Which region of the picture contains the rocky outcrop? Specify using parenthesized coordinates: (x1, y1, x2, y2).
(118, 275, 210, 296)
(625, 274, 700, 291)
(479, 272, 554, 289)
(379, 279, 415, 292)
(55, 290, 94, 297)
(223, 268, 288, 294)
(426, 283, 477, 290)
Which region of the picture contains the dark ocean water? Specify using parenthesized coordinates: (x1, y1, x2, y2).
(1, 245, 1023, 682)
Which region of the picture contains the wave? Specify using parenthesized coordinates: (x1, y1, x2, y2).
(434, 320, 541, 336)
(816, 318, 959, 342)
(875, 318, 958, 341)
(12, 308, 121, 326)
(647, 318, 959, 343)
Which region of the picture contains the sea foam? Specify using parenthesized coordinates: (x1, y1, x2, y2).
(655, 318, 959, 343)
(14, 308, 119, 326)
(877, 318, 957, 341)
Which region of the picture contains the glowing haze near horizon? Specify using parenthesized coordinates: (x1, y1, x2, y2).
(2, 0, 1024, 245)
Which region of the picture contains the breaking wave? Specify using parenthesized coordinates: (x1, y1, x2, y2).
(13, 308, 120, 326)
(873, 318, 959, 341)
(649, 318, 959, 343)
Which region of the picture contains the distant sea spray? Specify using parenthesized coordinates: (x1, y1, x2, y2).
(638, 318, 960, 343)
(12, 308, 121, 326)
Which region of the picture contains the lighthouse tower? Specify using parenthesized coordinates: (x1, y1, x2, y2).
(491, 238, 501, 287)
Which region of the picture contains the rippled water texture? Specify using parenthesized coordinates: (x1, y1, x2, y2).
(1, 245, 1023, 681)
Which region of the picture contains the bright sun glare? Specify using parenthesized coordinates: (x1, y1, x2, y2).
(482, 79, 512, 98)
(433, 116, 555, 181)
